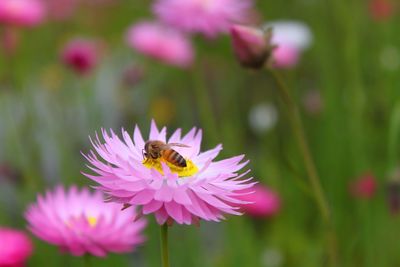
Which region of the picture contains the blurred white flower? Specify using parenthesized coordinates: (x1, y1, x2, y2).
(380, 45, 400, 71)
(264, 20, 312, 68)
(248, 103, 278, 134)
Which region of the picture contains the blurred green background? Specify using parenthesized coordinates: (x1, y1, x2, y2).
(1, 0, 400, 266)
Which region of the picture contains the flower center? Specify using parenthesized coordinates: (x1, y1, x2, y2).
(142, 158, 199, 177)
(87, 216, 97, 227)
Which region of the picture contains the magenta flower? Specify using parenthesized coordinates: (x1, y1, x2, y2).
(0, 0, 45, 27)
(349, 173, 377, 199)
(237, 184, 281, 218)
(0, 227, 33, 267)
(126, 22, 194, 68)
(153, 0, 253, 38)
(25, 186, 146, 257)
(61, 38, 99, 75)
(83, 120, 254, 225)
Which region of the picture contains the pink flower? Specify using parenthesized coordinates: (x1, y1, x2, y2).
(0, 227, 33, 267)
(126, 22, 194, 68)
(349, 173, 377, 199)
(237, 185, 281, 217)
(230, 24, 274, 69)
(369, 0, 394, 21)
(82, 120, 254, 225)
(265, 21, 312, 69)
(43, 0, 78, 21)
(25, 186, 146, 257)
(0, 0, 45, 27)
(153, 0, 253, 38)
(61, 39, 99, 75)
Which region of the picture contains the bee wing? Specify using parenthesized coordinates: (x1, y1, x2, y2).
(167, 143, 190, 148)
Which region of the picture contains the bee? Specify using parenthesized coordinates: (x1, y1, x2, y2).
(143, 140, 189, 167)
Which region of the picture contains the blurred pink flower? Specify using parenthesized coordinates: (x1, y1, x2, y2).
(0, 227, 33, 267)
(272, 44, 300, 69)
(25, 186, 146, 257)
(153, 0, 253, 38)
(237, 185, 281, 217)
(349, 173, 377, 199)
(61, 39, 99, 75)
(0, 0, 45, 27)
(44, 0, 78, 21)
(126, 22, 194, 68)
(369, 0, 394, 21)
(230, 24, 273, 69)
(82, 120, 254, 225)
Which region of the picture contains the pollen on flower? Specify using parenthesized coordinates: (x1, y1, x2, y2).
(142, 158, 199, 177)
(87, 216, 97, 227)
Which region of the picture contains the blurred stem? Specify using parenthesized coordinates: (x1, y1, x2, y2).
(83, 254, 92, 267)
(268, 68, 337, 265)
(160, 224, 170, 267)
(388, 102, 400, 170)
(192, 65, 219, 144)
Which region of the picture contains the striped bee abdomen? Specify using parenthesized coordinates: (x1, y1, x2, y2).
(162, 149, 187, 167)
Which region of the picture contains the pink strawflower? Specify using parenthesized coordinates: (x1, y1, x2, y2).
(83, 120, 254, 225)
(126, 22, 194, 68)
(349, 173, 377, 199)
(265, 21, 312, 69)
(153, 0, 253, 38)
(61, 39, 99, 75)
(0, 0, 45, 27)
(369, 0, 394, 21)
(25, 186, 146, 257)
(237, 185, 281, 217)
(0, 227, 33, 267)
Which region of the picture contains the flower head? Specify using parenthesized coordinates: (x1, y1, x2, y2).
(369, 0, 394, 21)
(230, 24, 274, 69)
(349, 173, 377, 199)
(126, 22, 194, 68)
(0, 0, 45, 27)
(237, 184, 281, 217)
(153, 0, 253, 38)
(265, 21, 312, 69)
(25, 186, 146, 257)
(61, 38, 99, 75)
(83, 120, 254, 225)
(0, 227, 33, 267)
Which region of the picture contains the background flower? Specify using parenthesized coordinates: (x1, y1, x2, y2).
(83, 121, 254, 225)
(0, 227, 33, 267)
(0, 0, 46, 27)
(25, 186, 146, 257)
(153, 0, 253, 38)
(126, 22, 194, 68)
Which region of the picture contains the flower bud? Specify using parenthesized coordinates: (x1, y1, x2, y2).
(230, 24, 274, 69)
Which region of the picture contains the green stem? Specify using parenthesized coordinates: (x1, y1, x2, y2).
(192, 65, 219, 144)
(83, 254, 92, 267)
(268, 68, 337, 265)
(160, 224, 170, 267)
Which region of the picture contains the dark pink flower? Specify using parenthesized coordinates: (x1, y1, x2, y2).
(350, 173, 377, 199)
(272, 44, 300, 69)
(237, 184, 281, 218)
(61, 38, 99, 75)
(0, 0, 45, 27)
(0, 227, 33, 267)
(126, 22, 194, 68)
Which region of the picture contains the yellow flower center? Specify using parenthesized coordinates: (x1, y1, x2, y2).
(142, 158, 199, 177)
(87, 216, 97, 227)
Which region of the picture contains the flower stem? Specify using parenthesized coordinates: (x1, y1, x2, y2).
(268, 68, 337, 265)
(160, 224, 170, 267)
(83, 254, 92, 267)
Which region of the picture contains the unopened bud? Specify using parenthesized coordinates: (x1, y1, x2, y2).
(230, 24, 274, 69)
